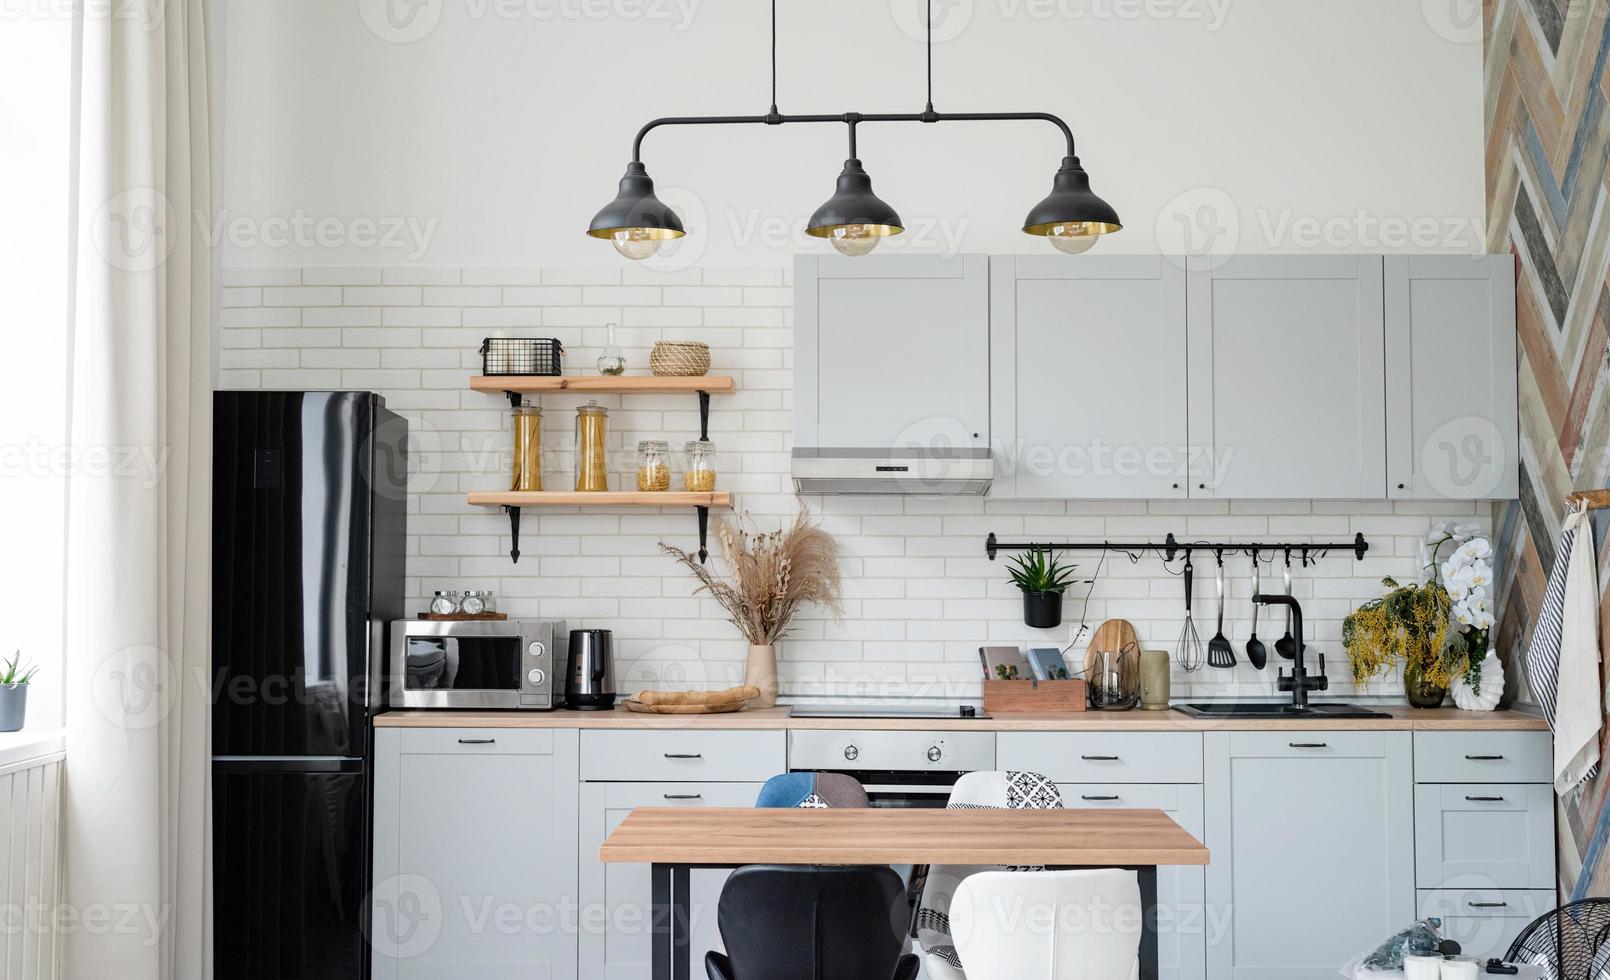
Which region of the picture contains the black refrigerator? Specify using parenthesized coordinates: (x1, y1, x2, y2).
(212, 391, 407, 980)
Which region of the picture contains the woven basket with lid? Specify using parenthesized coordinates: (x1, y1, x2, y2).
(649, 341, 711, 377)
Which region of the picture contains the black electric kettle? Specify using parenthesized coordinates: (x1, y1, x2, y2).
(566, 629, 616, 710)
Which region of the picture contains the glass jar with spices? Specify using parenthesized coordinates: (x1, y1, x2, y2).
(460, 590, 495, 616)
(510, 401, 543, 492)
(429, 591, 459, 616)
(636, 440, 671, 492)
(684, 439, 717, 492)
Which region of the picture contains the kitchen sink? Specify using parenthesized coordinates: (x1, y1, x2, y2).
(1173, 702, 1391, 720)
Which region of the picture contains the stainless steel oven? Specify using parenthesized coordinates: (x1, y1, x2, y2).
(786, 729, 996, 807)
(387, 618, 565, 710)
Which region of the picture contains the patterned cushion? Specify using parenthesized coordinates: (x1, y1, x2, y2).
(797, 793, 828, 809)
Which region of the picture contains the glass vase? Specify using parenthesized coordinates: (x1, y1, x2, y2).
(1403, 660, 1447, 709)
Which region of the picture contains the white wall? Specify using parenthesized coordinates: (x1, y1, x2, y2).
(217, 0, 1486, 267)
(216, 262, 1487, 700)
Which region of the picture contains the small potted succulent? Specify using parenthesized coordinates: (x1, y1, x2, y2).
(1006, 547, 1076, 629)
(0, 652, 38, 733)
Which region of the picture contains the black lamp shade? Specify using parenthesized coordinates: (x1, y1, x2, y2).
(1022, 156, 1122, 236)
(805, 159, 904, 238)
(587, 163, 686, 240)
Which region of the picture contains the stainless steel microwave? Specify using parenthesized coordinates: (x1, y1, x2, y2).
(387, 619, 565, 710)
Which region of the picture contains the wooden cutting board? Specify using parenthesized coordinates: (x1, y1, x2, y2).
(1084, 619, 1140, 694)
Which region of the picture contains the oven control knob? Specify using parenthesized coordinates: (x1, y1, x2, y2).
(843, 745, 859, 762)
(927, 745, 943, 763)
(528, 642, 545, 659)
(527, 668, 546, 686)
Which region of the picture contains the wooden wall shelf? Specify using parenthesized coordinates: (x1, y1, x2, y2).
(468, 491, 732, 508)
(469, 374, 735, 564)
(470, 375, 735, 397)
(466, 490, 732, 563)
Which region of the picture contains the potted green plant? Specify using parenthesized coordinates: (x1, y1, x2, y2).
(0, 652, 38, 732)
(1006, 547, 1076, 629)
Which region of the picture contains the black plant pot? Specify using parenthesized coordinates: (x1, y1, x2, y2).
(1022, 591, 1064, 629)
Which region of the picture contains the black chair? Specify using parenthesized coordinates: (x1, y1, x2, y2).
(705, 865, 920, 980)
(1504, 897, 1610, 979)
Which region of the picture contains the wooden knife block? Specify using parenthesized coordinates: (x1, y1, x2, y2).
(983, 679, 1087, 713)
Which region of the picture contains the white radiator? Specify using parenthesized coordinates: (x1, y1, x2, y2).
(0, 736, 65, 980)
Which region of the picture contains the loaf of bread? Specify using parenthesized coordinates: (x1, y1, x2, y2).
(634, 686, 760, 706)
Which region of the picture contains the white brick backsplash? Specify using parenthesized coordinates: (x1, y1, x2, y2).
(217, 263, 1491, 700)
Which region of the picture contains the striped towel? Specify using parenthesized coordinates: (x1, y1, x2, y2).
(1522, 506, 1602, 794)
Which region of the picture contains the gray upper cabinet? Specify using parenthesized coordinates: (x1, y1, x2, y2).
(1384, 255, 1519, 499)
(990, 256, 1188, 498)
(794, 254, 989, 450)
(1186, 256, 1388, 498)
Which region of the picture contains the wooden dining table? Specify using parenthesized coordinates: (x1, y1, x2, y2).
(599, 806, 1210, 980)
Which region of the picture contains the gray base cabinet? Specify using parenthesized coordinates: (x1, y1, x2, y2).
(1204, 732, 1415, 979)
(371, 728, 580, 980)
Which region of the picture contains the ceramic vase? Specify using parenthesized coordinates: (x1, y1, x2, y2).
(745, 643, 778, 708)
(0, 685, 28, 733)
(1451, 650, 1504, 712)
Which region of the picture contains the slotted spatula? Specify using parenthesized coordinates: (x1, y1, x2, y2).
(1207, 552, 1236, 668)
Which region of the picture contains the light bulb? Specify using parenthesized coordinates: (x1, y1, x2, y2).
(1046, 222, 1101, 255)
(611, 228, 663, 261)
(827, 224, 882, 257)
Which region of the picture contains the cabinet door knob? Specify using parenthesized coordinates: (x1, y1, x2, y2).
(663, 793, 702, 800)
(1080, 795, 1121, 802)
(1397, 483, 1406, 490)
(1080, 755, 1119, 762)
(1288, 742, 1328, 749)
(1464, 795, 1506, 802)
(663, 753, 704, 759)
(1464, 754, 1505, 761)
(456, 738, 496, 745)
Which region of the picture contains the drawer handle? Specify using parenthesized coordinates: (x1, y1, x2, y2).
(663, 793, 703, 800)
(1464, 754, 1506, 761)
(1080, 795, 1121, 802)
(1467, 901, 1509, 909)
(456, 738, 496, 745)
(663, 753, 704, 760)
(1288, 742, 1328, 749)
(1080, 755, 1120, 762)
(1465, 795, 1506, 802)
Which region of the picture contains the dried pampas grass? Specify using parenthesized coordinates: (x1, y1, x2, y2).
(660, 510, 843, 645)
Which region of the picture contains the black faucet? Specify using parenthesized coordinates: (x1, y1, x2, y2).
(1252, 593, 1327, 710)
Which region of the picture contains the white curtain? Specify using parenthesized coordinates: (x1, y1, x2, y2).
(64, 0, 212, 978)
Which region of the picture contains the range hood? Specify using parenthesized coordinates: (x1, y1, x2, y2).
(791, 447, 993, 495)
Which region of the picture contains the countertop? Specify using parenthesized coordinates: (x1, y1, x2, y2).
(373, 705, 1549, 732)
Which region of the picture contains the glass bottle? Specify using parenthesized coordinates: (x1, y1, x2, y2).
(429, 591, 458, 616)
(574, 401, 611, 491)
(510, 401, 543, 492)
(460, 590, 491, 616)
(597, 322, 626, 376)
(684, 438, 717, 492)
(636, 440, 671, 492)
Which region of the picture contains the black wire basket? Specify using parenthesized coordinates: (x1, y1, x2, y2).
(480, 337, 563, 377)
(1506, 898, 1610, 979)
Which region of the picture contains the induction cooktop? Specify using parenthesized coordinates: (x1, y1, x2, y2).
(787, 704, 989, 720)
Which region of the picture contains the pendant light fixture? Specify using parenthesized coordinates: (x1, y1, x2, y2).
(587, 1, 1121, 258)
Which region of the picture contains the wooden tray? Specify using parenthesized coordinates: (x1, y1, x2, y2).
(982, 679, 1087, 713)
(417, 612, 508, 621)
(621, 698, 749, 715)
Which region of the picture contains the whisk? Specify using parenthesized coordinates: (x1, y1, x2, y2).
(1175, 552, 1204, 672)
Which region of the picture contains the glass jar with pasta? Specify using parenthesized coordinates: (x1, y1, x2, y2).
(683, 439, 717, 492)
(636, 440, 672, 492)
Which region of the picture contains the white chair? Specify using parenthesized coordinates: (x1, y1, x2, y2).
(916, 771, 1065, 980)
(950, 869, 1142, 980)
